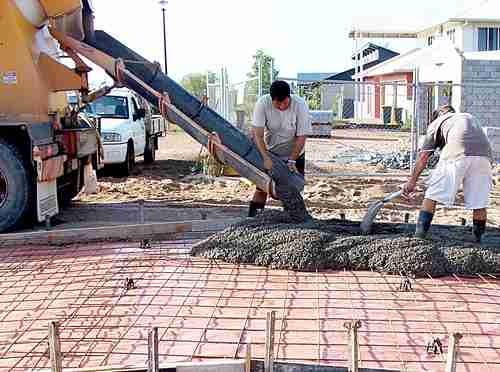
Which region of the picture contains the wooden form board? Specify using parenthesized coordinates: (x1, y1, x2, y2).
(0, 218, 243, 247)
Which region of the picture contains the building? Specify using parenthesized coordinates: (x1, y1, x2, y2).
(320, 43, 399, 113)
(352, 0, 500, 129)
(296, 73, 336, 84)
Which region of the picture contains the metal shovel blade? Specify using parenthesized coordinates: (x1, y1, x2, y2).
(360, 190, 403, 234)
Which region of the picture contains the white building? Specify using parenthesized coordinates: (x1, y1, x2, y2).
(353, 0, 500, 133)
(418, 0, 500, 53)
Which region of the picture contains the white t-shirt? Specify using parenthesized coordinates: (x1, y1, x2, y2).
(252, 94, 312, 158)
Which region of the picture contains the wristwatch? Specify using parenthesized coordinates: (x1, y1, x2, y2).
(287, 159, 296, 164)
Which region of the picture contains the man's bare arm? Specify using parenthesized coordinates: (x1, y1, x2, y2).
(252, 127, 273, 170)
(289, 136, 306, 161)
(404, 151, 431, 193)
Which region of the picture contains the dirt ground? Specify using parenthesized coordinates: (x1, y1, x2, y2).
(66, 129, 500, 229)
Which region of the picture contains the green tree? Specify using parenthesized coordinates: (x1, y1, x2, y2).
(304, 85, 321, 110)
(180, 72, 208, 99)
(242, 50, 279, 119)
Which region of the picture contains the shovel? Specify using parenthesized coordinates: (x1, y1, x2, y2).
(360, 190, 403, 234)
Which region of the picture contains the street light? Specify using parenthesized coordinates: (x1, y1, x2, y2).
(158, 0, 168, 75)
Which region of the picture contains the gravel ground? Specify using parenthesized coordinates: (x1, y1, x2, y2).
(60, 129, 500, 229)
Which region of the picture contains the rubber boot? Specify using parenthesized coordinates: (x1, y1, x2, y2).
(472, 220, 486, 243)
(248, 201, 265, 218)
(415, 211, 434, 239)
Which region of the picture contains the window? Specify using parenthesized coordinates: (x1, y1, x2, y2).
(446, 29, 456, 43)
(428, 35, 434, 46)
(478, 27, 500, 51)
(86, 96, 129, 119)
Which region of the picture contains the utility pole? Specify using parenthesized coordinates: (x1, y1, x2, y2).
(159, 0, 168, 75)
(269, 57, 274, 84)
(258, 56, 263, 98)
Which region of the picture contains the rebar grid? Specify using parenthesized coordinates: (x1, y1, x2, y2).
(0, 239, 499, 372)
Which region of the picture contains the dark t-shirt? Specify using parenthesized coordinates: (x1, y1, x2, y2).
(420, 113, 492, 161)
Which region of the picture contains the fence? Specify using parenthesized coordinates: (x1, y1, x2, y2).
(259, 78, 500, 173)
(1, 80, 500, 372)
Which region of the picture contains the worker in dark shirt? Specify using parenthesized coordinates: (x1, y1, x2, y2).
(403, 105, 493, 242)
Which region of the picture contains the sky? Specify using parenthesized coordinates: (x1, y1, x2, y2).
(89, 0, 474, 86)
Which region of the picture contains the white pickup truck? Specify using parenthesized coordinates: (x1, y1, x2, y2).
(84, 88, 167, 175)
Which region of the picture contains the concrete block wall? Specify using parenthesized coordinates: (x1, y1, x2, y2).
(483, 127, 500, 161)
(462, 59, 500, 160)
(461, 59, 500, 128)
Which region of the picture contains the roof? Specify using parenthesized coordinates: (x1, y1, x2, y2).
(463, 51, 500, 60)
(324, 43, 400, 82)
(450, 0, 500, 23)
(353, 48, 421, 78)
(107, 88, 133, 97)
(353, 41, 463, 79)
(324, 69, 356, 82)
(350, 1, 500, 37)
(349, 30, 418, 39)
(351, 43, 399, 59)
(418, 0, 500, 34)
(296, 73, 336, 82)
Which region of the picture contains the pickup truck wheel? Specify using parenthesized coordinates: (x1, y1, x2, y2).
(144, 137, 156, 164)
(0, 139, 33, 232)
(120, 142, 135, 176)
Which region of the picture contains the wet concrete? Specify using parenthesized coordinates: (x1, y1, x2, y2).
(191, 211, 500, 277)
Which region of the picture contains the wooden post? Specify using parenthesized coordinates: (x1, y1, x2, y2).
(148, 327, 159, 372)
(48, 321, 62, 372)
(139, 199, 145, 225)
(344, 320, 362, 372)
(264, 311, 276, 372)
(445, 332, 463, 372)
(391, 82, 398, 125)
(245, 341, 252, 372)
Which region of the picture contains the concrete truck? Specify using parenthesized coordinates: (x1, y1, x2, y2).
(0, 0, 100, 232)
(1, 0, 306, 233)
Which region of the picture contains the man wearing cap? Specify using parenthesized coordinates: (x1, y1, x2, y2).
(404, 105, 493, 242)
(248, 80, 313, 217)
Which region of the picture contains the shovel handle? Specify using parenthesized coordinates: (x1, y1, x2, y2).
(382, 190, 403, 203)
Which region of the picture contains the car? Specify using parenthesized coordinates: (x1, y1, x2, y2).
(84, 88, 165, 175)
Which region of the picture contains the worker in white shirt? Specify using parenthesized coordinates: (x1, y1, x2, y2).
(249, 80, 313, 217)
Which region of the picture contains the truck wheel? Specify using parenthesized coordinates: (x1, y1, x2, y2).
(120, 142, 135, 176)
(0, 139, 33, 232)
(144, 137, 156, 164)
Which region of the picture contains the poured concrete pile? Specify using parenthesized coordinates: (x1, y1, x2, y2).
(191, 211, 500, 277)
(267, 153, 311, 223)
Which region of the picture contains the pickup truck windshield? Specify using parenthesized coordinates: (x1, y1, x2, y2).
(85, 96, 129, 119)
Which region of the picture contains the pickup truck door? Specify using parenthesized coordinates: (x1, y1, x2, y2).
(131, 97, 146, 156)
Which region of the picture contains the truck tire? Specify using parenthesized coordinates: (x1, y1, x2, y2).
(0, 139, 34, 232)
(144, 136, 156, 164)
(120, 141, 135, 176)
